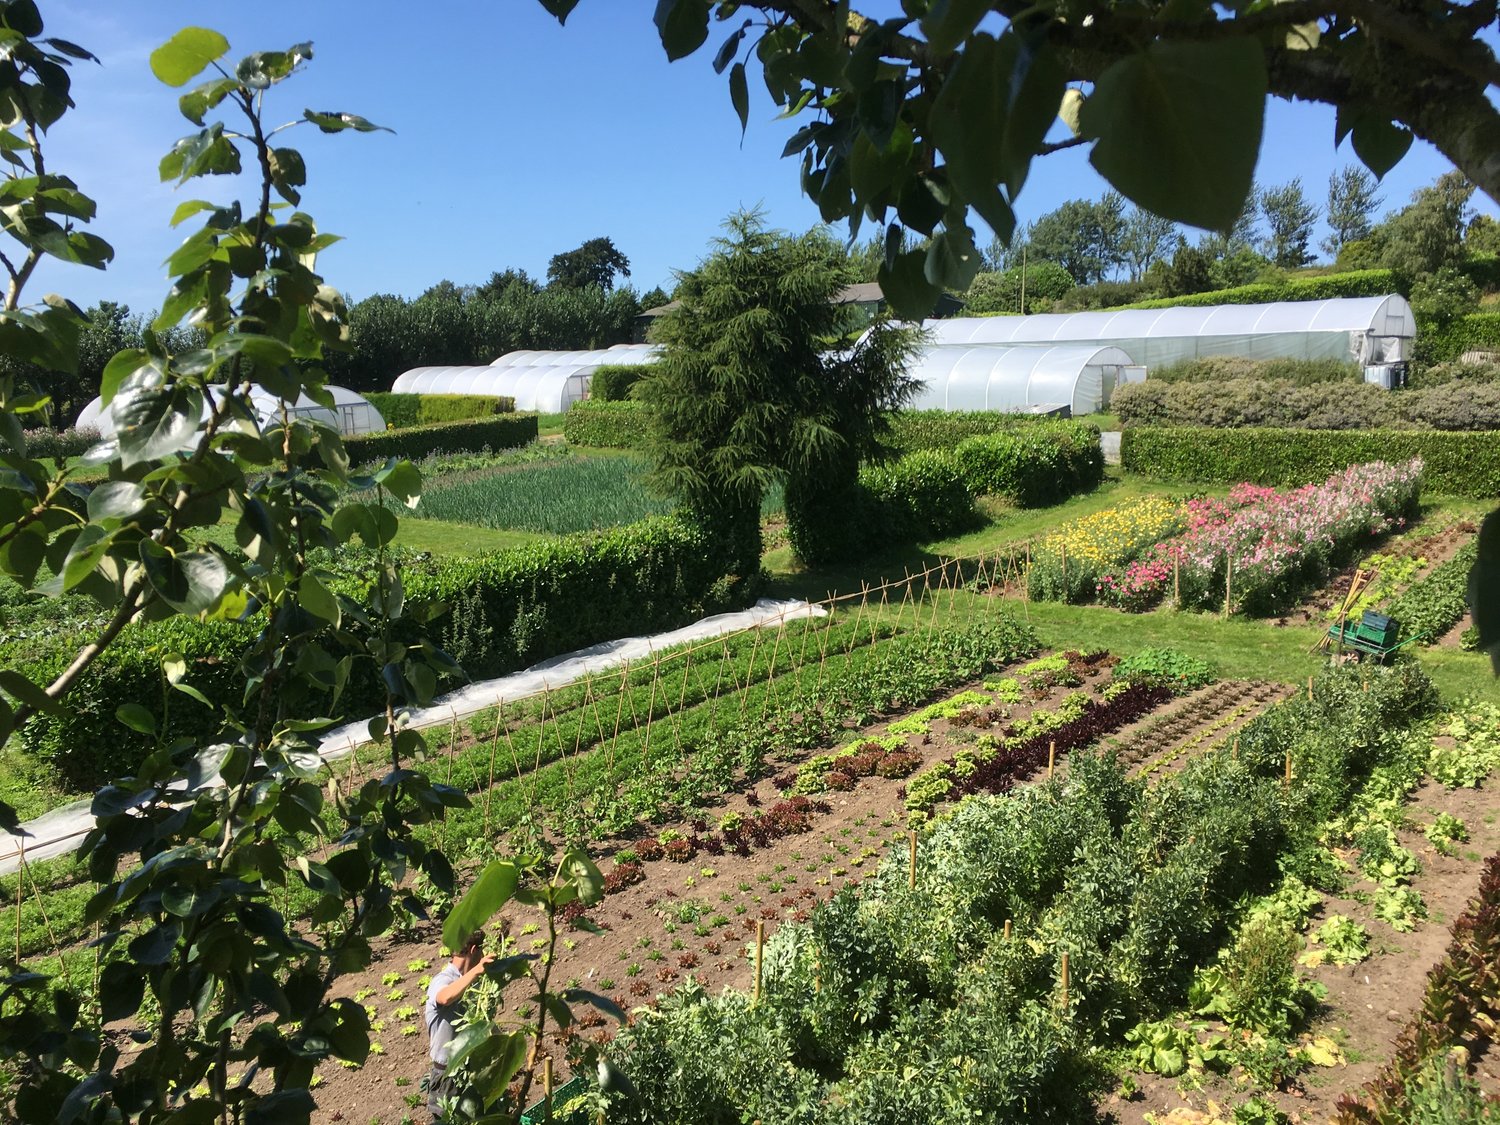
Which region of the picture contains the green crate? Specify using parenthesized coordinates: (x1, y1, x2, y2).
(520, 1076, 591, 1125)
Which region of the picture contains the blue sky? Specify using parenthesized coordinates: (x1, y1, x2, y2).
(25, 1, 1496, 316)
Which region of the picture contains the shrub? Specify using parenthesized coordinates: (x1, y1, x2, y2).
(952, 422, 1103, 506)
(859, 449, 976, 541)
(365, 393, 515, 430)
(1123, 269, 1399, 311)
(21, 426, 101, 460)
(343, 414, 537, 464)
(1420, 310, 1500, 363)
(1409, 359, 1500, 388)
(963, 261, 1076, 315)
(12, 513, 742, 789)
(563, 400, 653, 448)
(886, 409, 1031, 454)
(1121, 427, 1500, 497)
(1401, 382, 1500, 430)
(590, 363, 653, 402)
(1053, 278, 1159, 311)
(1148, 356, 1362, 385)
(366, 391, 420, 428)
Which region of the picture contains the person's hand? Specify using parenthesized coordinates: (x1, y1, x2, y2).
(474, 953, 496, 975)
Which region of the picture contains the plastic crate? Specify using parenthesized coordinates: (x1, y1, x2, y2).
(520, 1076, 591, 1125)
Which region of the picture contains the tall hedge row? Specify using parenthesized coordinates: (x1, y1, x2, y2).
(885, 409, 1038, 454)
(563, 400, 653, 448)
(365, 393, 516, 429)
(14, 515, 741, 790)
(1114, 379, 1500, 431)
(1121, 269, 1399, 311)
(344, 414, 538, 464)
(1419, 311, 1500, 363)
(1121, 427, 1500, 497)
(589, 364, 654, 402)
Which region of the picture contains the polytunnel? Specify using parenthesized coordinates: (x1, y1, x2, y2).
(907, 344, 1132, 415)
(75, 385, 385, 439)
(922, 295, 1416, 369)
(392, 344, 659, 412)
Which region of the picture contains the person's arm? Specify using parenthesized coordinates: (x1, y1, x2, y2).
(434, 956, 493, 1006)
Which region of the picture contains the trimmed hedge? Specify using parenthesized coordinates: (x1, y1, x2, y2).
(344, 414, 537, 463)
(859, 449, 976, 540)
(1145, 356, 1361, 386)
(23, 426, 101, 459)
(13, 513, 741, 790)
(1114, 379, 1500, 430)
(952, 422, 1104, 506)
(1121, 427, 1500, 497)
(886, 409, 1035, 454)
(1419, 311, 1500, 363)
(590, 364, 654, 402)
(563, 400, 653, 449)
(365, 393, 516, 430)
(1120, 269, 1399, 311)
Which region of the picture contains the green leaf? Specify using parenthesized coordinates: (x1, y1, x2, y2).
(924, 226, 981, 291)
(138, 542, 230, 616)
(560, 987, 625, 1022)
(85, 480, 147, 522)
(297, 571, 340, 627)
(0, 670, 58, 714)
(729, 61, 749, 136)
(1349, 115, 1413, 181)
(921, 0, 994, 55)
(538, 0, 581, 23)
(112, 383, 204, 467)
(150, 27, 231, 88)
(98, 960, 144, 1023)
(654, 0, 711, 62)
(442, 860, 520, 952)
(301, 109, 393, 134)
(177, 76, 239, 126)
(878, 246, 941, 320)
(1081, 37, 1266, 232)
(558, 848, 604, 905)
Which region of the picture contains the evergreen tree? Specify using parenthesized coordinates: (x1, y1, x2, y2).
(1323, 166, 1383, 258)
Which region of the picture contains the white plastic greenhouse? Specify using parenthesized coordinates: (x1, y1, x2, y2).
(907, 344, 1132, 415)
(922, 295, 1416, 369)
(392, 344, 659, 412)
(76, 385, 385, 438)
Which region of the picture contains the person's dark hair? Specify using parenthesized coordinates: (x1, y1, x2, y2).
(456, 930, 484, 956)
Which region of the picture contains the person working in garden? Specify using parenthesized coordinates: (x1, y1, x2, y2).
(424, 930, 494, 1121)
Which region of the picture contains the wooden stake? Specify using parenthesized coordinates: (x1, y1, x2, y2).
(1223, 553, 1233, 619)
(753, 921, 766, 1003)
(908, 830, 917, 889)
(1047, 740, 1056, 779)
(1060, 951, 1070, 1008)
(1173, 548, 1180, 607)
(1003, 918, 1012, 941)
(1232, 736, 1240, 761)
(543, 1055, 553, 1105)
(14, 836, 22, 964)
(1284, 752, 1293, 786)
(1060, 541, 1067, 599)
(1307, 675, 1315, 701)
(1362, 678, 1369, 693)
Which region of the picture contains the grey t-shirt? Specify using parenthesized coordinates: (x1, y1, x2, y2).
(425, 963, 465, 1065)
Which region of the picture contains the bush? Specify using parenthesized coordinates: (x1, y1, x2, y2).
(1409, 359, 1500, 388)
(1053, 278, 1160, 311)
(1148, 356, 1362, 385)
(12, 513, 742, 789)
(952, 422, 1103, 506)
(1121, 427, 1500, 497)
(963, 261, 1076, 315)
(343, 414, 538, 464)
(859, 449, 976, 540)
(563, 399, 653, 448)
(1122, 269, 1400, 310)
(21, 426, 101, 459)
(365, 393, 515, 430)
(1420, 310, 1500, 363)
(1115, 377, 1500, 431)
(886, 409, 1032, 454)
(590, 363, 653, 402)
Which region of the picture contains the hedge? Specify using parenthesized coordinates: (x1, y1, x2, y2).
(952, 422, 1104, 506)
(1120, 269, 1399, 311)
(589, 364, 654, 402)
(343, 414, 537, 463)
(859, 449, 976, 540)
(1144, 356, 1361, 386)
(1113, 379, 1500, 431)
(1418, 311, 1500, 363)
(365, 393, 516, 430)
(13, 513, 741, 790)
(1120, 427, 1500, 497)
(563, 400, 653, 449)
(886, 409, 1036, 454)
(22, 426, 101, 460)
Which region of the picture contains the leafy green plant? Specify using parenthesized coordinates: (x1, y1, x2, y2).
(1301, 915, 1372, 966)
(1424, 812, 1468, 856)
(1124, 1019, 1228, 1077)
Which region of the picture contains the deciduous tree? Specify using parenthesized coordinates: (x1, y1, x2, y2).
(547, 235, 631, 291)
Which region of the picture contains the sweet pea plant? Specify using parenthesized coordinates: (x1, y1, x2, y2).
(1098, 460, 1423, 615)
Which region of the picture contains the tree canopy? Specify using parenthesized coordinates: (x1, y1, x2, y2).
(547, 235, 632, 291)
(538, 0, 1500, 319)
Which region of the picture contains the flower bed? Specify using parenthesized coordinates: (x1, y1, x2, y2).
(1097, 460, 1423, 615)
(1026, 497, 1186, 603)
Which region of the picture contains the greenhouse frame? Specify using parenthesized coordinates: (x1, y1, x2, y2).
(76, 385, 386, 439)
(392, 344, 659, 413)
(906, 344, 1133, 415)
(922, 295, 1416, 370)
